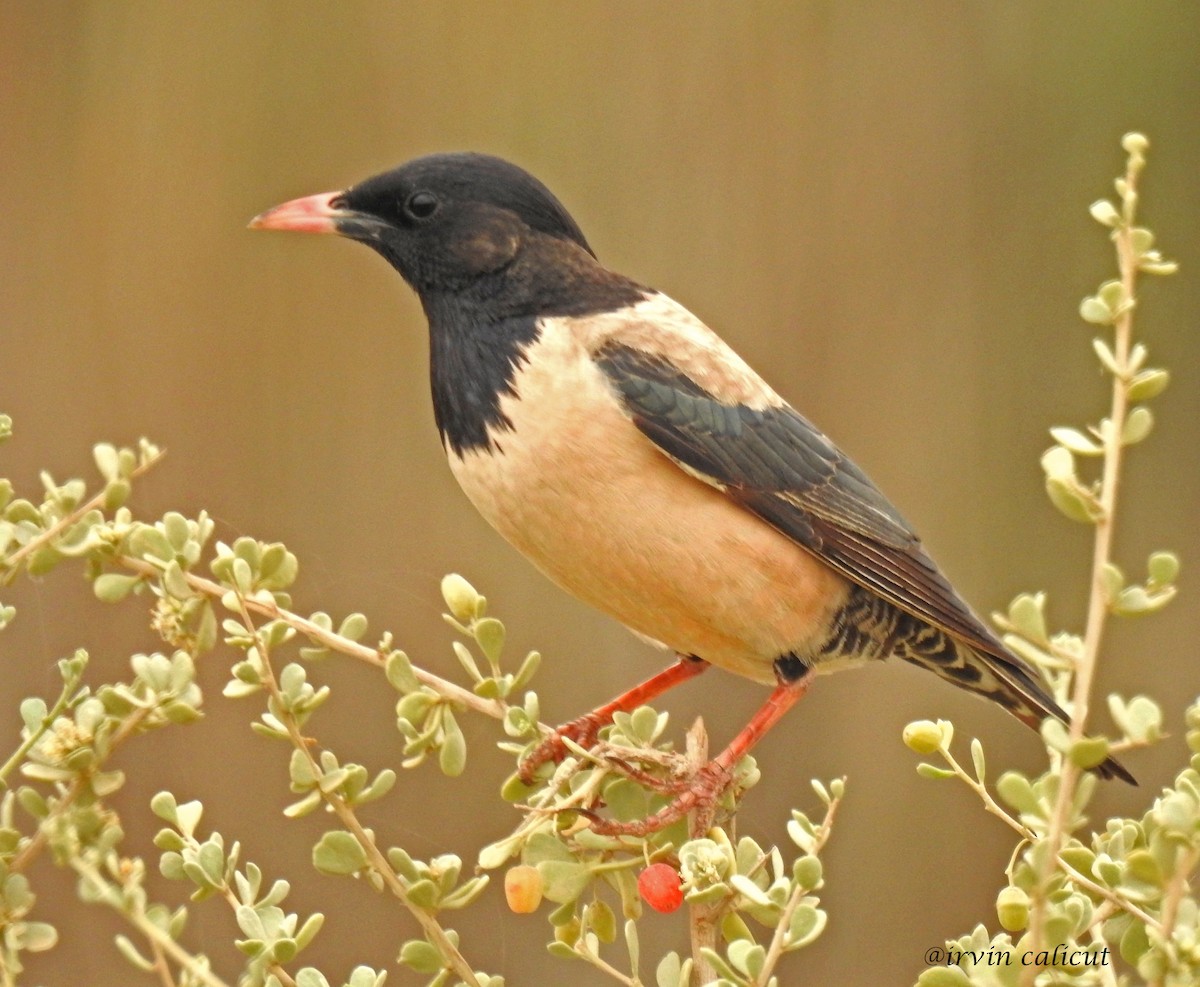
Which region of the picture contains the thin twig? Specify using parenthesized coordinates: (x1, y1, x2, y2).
(73, 856, 231, 987)
(1158, 845, 1200, 949)
(752, 785, 843, 987)
(233, 594, 484, 987)
(1, 449, 165, 580)
(941, 747, 1033, 841)
(575, 939, 641, 986)
(147, 934, 181, 987)
(1028, 143, 1145, 981)
(0, 658, 88, 789)
(682, 719, 721, 986)
(1057, 858, 1161, 933)
(120, 555, 507, 721)
(10, 706, 152, 874)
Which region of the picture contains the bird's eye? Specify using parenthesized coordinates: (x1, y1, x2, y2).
(404, 191, 440, 221)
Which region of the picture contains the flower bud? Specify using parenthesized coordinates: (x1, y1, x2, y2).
(440, 573, 480, 622)
(903, 720, 944, 755)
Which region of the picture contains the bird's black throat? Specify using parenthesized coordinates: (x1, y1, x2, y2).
(425, 299, 541, 458)
(421, 235, 646, 457)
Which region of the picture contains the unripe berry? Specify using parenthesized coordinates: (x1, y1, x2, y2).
(903, 720, 945, 755)
(996, 885, 1030, 932)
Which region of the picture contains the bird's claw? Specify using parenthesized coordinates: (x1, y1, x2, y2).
(518, 713, 608, 784)
(585, 759, 735, 837)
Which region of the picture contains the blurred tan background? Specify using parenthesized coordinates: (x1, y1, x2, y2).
(2, 3, 1198, 984)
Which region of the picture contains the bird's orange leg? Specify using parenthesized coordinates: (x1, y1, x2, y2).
(518, 654, 709, 783)
(587, 670, 814, 836)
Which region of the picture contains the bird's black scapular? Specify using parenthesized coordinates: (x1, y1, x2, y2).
(251, 151, 1134, 825)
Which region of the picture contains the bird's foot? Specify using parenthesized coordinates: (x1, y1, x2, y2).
(517, 656, 710, 785)
(584, 759, 735, 837)
(518, 713, 610, 784)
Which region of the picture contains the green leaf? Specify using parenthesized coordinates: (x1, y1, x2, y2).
(1109, 694, 1163, 743)
(405, 879, 439, 910)
(103, 479, 130, 511)
(916, 763, 955, 780)
(1147, 550, 1180, 586)
(197, 840, 226, 886)
(1126, 848, 1162, 886)
(1068, 736, 1110, 770)
(94, 572, 142, 603)
(792, 854, 822, 890)
(473, 618, 506, 664)
(452, 641, 480, 681)
(656, 952, 689, 987)
(536, 860, 592, 904)
(1040, 445, 1075, 480)
(283, 792, 323, 819)
(1098, 278, 1128, 313)
(337, 612, 368, 642)
(294, 912, 324, 950)
(1121, 406, 1154, 445)
(1007, 593, 1049, 646)
(787, 904, 826, 948)
(312, 831, 367, 876)
(22, 921, 58, 952)
(398, 939, 443, 975)
(385, 651, 420, 693)
(603, 777, 651, 823)
(546, 941, 578, 960)
(93, 443, 121, 481)
(995, 772, 1038, 815)
(970, 738, 986, 781)
(175, 799, 203, 838)
(512, 650, 542, 690)
(623, 918, 640, 972)
(18, 697, 48, 734)
(585, 899, 617, 944)
(721, 911, 754, 944)
(114, 933, 154, 970)
(1113, 584, 1176, 617)
(727, 939, 765, 977)
(916, 966, 972, 987)
(1049, 427, 1102, 456)
(1092, 337, 1120, 375)
(438, 713, 467, 777)
(1088, 199, 1120, 227)
(1045, 476, 1102, 524)
(628, 704, 663, 742)
(1079, 296, 1113, 325)
(1128, 368, 1170, 402)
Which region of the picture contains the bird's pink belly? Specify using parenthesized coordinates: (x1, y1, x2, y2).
(446, 344, 849, 683)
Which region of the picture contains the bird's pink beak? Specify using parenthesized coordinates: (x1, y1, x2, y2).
(248, 191, 346, 234)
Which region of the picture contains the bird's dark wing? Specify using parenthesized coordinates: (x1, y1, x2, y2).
(592, 341, 1006, 658)
(592, 340, 1137, 786)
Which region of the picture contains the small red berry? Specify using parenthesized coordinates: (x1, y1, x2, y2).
(638, 863, 683, 913)
(504, 864, 543, 913)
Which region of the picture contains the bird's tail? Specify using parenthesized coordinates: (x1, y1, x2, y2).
(895, 621, 1135, 785)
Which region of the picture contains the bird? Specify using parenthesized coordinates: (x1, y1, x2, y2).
(250, 152, 1132, 831)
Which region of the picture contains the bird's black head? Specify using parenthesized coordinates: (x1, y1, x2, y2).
(251, 152, 598, 296)
(252, 152, 648, 455)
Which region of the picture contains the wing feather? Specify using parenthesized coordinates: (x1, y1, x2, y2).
(593, 341, 1006, 659)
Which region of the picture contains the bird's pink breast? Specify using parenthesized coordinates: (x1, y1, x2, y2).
(446, 317, 851, 683)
